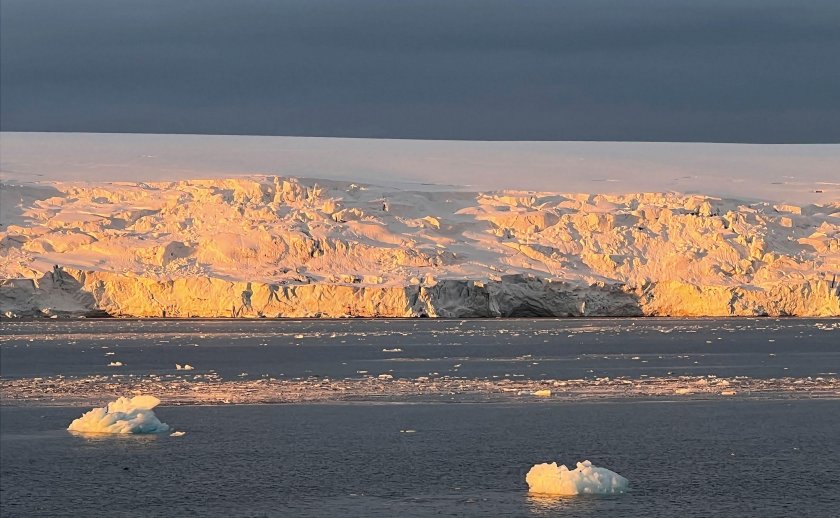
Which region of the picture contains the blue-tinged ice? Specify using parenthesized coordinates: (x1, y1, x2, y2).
(68, 395, 170, 434)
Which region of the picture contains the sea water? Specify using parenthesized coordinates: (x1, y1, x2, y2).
(2, 318, 838, 380)
(1, 319, 838, 517)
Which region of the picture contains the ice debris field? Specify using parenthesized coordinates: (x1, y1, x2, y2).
(2, 319, 838, 406)
(6, 372, 839, 407)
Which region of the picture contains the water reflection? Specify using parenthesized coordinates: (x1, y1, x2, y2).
(526, 493, 577, 514)
(68, 430, 162, 443)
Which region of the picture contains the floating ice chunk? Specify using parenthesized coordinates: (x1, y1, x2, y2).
(382, 348, 403, 352)
(170, 431, 186, 437)
(107, 361, 124, 367)
(67, 395, 170, 434)
(176, 364, 194, 371)
(526, 460, 628, 495)
(532, 389, 552, 397)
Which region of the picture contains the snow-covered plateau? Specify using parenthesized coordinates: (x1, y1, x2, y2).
(2, 174, 837, 318)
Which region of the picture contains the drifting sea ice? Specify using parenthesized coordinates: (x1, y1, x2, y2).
(67, 395, 170, 434)
(526, 460, 628, 495)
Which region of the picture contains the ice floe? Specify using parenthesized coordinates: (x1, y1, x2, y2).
(67, 395, 170, 434)
(526, 460, 628, 495)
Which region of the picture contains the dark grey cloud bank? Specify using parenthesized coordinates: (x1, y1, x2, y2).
(2, 0, 839, 142)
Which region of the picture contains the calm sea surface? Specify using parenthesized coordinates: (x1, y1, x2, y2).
(1, 318, 838, 380)
(1, 319, 839, 517)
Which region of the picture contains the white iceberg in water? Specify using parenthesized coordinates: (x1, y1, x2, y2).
(526, 460, 628, 495)
(67, 395, 170, 434)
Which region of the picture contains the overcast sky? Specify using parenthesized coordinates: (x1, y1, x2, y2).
(2, 0, 839, 142)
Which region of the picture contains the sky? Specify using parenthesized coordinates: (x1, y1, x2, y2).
(1, 0, 839, 143)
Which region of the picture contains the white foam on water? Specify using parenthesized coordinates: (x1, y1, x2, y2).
(67, 395, 170, 434)
(526, 460, 628, 495)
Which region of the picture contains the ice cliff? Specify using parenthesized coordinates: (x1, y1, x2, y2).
(2, 176, 838, 317)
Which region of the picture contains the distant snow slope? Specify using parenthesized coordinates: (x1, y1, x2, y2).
(2, 132, 839, 204)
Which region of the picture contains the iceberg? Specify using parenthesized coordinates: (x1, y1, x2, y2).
(67, 395, 170, 434)
(526, 460, 628, 495)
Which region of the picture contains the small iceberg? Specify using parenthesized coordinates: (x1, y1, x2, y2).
(107, 361, 124, 367)
(526, 460, 628, 495)
(170, 431, 186, 437)
(176, 364, 194, 371)
(67, 395, 170, 434)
